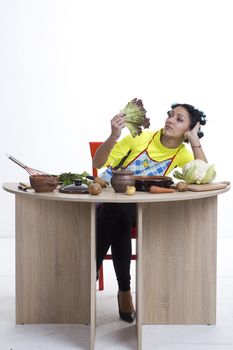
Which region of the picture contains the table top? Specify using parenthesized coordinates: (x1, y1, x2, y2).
(2, 183, 230, 203)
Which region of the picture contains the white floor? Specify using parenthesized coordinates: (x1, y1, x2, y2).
(1, 237, 233, 350)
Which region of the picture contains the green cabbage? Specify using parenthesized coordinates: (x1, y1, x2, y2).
(173, 159, 216, 184)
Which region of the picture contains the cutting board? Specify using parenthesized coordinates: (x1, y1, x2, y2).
(187, 182, 229, 192)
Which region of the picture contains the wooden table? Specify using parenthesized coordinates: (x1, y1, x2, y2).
(3, 183, 230, 350)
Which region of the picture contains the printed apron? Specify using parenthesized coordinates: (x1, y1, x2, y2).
(100, 132, 181, 182)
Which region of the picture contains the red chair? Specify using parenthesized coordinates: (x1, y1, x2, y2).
(89, 142, 137, 291)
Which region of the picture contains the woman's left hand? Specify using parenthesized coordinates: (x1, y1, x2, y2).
(184, 122, 200, 143)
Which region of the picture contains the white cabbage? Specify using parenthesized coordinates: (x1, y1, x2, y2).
(173, 159, 216, 184)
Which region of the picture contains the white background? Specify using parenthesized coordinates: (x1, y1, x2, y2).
(0, 0, 232, 236)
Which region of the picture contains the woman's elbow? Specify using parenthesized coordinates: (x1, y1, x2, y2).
(93, 159, 103, 170)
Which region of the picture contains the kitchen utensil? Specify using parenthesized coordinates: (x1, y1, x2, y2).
(134, 175, 174, 192)
(8, 155, 48, 175)
(110, 170, 135, 193)
(18, 185, 28, 191)
(59, 179, 89, 194)
(19, 182, 32, 188)
(112, 150, 131, 171)
(17, 182, 32, 192)
(186, 182, 229, 192)
(29, 175, 59, 193)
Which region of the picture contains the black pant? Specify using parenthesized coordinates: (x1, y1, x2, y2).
(96, 203, 136, 291)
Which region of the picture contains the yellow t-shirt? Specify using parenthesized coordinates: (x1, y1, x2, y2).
(102, 129, 193, 175)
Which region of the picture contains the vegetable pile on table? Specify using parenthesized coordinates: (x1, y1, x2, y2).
(59, 172, 91, 186)
(59, 172, 107, 195)
(121, 98, 150, 137)
(173, 159, 216, 184)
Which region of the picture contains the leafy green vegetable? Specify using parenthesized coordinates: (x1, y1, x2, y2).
(59, 171, 91, 186)
(173, 159, 216, 184)
(122, 98, 150, 137)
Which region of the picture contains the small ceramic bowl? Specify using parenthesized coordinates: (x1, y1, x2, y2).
(134, 175, 173, 192)
(111, 170, 135, 193)
(29, 175, 59, 193)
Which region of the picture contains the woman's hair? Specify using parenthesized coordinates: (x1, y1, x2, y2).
(171, 103, 207, 139)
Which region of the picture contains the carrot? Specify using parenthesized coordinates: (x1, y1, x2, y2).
(149, 185, 176, 193)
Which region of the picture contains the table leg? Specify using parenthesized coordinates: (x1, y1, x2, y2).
(136, 204, 143, 350)
(15, 196, 96, 349)
(90, 203, 96, 350)
(137, 197, 217, 344)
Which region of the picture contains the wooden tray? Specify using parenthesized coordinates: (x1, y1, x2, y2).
(187, 182, 229, 192)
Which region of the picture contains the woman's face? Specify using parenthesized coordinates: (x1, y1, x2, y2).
(163, 106, 191, 139)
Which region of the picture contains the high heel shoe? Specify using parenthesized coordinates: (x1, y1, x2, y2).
(117, 290, 136, 323)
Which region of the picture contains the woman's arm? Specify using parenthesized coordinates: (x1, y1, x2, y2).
(184, 122, 208, 163)
(93, 113, 125, 169)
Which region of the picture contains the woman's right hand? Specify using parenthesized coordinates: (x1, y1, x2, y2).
(92, 113, 125, 169)
(110, 113, 125, 140)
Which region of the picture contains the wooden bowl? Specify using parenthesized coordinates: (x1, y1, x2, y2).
(29, 175, 59, 193)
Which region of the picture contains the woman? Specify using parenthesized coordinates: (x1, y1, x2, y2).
(93, 103, 208, 323)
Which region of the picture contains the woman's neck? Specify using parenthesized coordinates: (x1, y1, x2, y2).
(160, 134, 183, 149)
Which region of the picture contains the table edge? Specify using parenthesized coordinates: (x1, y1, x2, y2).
(2, 183, 230, 203)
